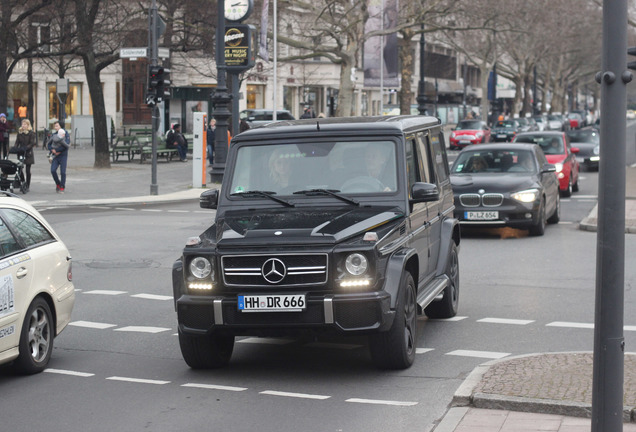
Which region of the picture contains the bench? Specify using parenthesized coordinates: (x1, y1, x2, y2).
(128, 126, 153, 137)
(139, 137, 179, 164)
(110, 136, 142, 162)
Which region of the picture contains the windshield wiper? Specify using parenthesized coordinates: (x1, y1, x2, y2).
(293, 189, 359, 206)
(230, 190, 295, 207)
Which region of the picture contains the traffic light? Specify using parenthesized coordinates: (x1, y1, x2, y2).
(146, 66, 171, 106)
(629, 47, 636, 71)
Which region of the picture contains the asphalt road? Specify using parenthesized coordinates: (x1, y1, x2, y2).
(1, 170, 635, 432)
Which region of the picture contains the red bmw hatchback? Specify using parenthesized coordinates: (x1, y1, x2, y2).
(449, 120, 492, 150)
(513, 131, 580, 197)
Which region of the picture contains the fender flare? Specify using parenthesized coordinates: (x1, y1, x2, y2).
(382, 248, 418, 309)
(435, 217, 461, 276)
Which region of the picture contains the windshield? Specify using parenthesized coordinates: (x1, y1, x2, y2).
(566, 130, 599, 143)
(496, 120, 517, 128)
(229, 140, 398, 196)
(456, 120, 482, 130)
(514, 135, 563, 154)
(452, 149, 537, 174)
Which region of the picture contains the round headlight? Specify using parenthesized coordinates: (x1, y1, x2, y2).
(345, 253, 368, 276)
(190, 257, 212, 279)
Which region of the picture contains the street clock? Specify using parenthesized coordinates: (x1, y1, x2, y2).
(225, 0, 253, 22)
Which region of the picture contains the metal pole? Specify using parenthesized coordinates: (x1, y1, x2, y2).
(210, 0, 232, 183)
(416, 24, 426, 115)
(149, 0, 159, 195)
(462, 57, 467, 119)
(591, 0, 628, 430)
(272, 0, 277, 121)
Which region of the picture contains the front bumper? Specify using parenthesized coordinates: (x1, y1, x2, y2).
(176, 291, 395, 336)
(454, 201, 539, 229)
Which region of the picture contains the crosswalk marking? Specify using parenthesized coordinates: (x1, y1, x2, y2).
(416, 348, 434, 354)
(431, 316, 468, 322)
(478, 318, 534, 325)
(548, 321, 636, 331)
(69, 320, 117, 329)
(446, 350, 510, 359)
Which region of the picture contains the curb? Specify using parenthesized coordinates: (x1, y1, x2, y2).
(579, 202, 636, 233)
(450, 352, 636, 423)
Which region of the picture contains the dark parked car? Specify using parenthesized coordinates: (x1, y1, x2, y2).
(173, 116, 461, 370)
(449, 120, 492, 150)
(513, 131, 580, 197)
(239, 109, 295, 128)
(492, 119, 521, 142)
(450, 143, 560, 236)
(566, 127, 600, 171)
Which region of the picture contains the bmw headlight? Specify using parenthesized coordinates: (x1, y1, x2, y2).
(190, 257, 213, 279)
(512, 188, 540, 203)
(345, 253, 368, 275)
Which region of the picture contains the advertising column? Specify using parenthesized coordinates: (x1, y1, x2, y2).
(192, 112, 207, 187)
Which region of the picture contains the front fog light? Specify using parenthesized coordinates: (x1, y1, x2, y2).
(190, 257, 212, 279)
(345, 253, 368, 275)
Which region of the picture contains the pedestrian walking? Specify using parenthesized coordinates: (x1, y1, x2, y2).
(166, 123, 188, 162)
(47, 123, 70, 193)
(12, 119, 36, 192)
(207, 118, 216, 165)
(0, 114, 9, 159)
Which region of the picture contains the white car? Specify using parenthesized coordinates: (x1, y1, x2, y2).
(0, 193, 74, 374)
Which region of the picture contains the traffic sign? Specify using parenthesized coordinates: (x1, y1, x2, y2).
(119, 47, 170, 59)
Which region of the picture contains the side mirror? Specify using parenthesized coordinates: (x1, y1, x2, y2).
(410, 182, 439, 203)
(571, 146, 580, 154)
(542, 163, 557, 173)
(200, 189, 219, 209)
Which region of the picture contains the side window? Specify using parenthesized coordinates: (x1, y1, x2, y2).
(405, 138, 419, 193)
(0, 218, 21, 258)
(415, 133, 432, 183)
(430, 131, 449, 182)
(1, 209, 55, 248)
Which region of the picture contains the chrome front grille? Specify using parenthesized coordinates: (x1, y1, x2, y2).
(459, 193, 503, 207)
(222, 254, 328, 287)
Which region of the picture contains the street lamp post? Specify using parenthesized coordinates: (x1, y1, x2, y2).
(210, 0, 232, 183)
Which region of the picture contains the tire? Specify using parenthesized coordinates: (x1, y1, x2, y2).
(14, 297, 54, 375)
(529, 198, 546, 236)
(369, 272, 417, 370)
(425, 242, 460, 319)
(178, 329, 234, 369)
(547, 194, 560, 224)
(572, 176, 579, 193)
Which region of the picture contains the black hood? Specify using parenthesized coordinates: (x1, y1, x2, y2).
(451, 173, 538, 194)
(212, 206, 405, 246)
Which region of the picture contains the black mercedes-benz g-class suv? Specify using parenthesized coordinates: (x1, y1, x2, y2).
(173, 116, 460, 370)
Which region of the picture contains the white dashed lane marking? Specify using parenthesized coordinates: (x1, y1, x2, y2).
(69, 320, 117, 329)
(83, 290, 127, 296)
(445, 350, 510, 359)
(547, 321, 636, 331)
(131, 293, 172, 301)
(45, 369, 95, 377)
(260, 390, 331, 400)
(182, 383, 248, 392)
(345, 398, 418, 407)
(114, 326, 171, 333)
(477, 317, 535, 325)
(106, 376, 170, 385)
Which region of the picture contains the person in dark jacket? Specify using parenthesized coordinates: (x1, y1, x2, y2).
(166, 123, 188, 162)
(0, 113, 9, 159)
(206, 118, 216, 165)
(13, 119, 37, 191)
(47, 123, 70, 193)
